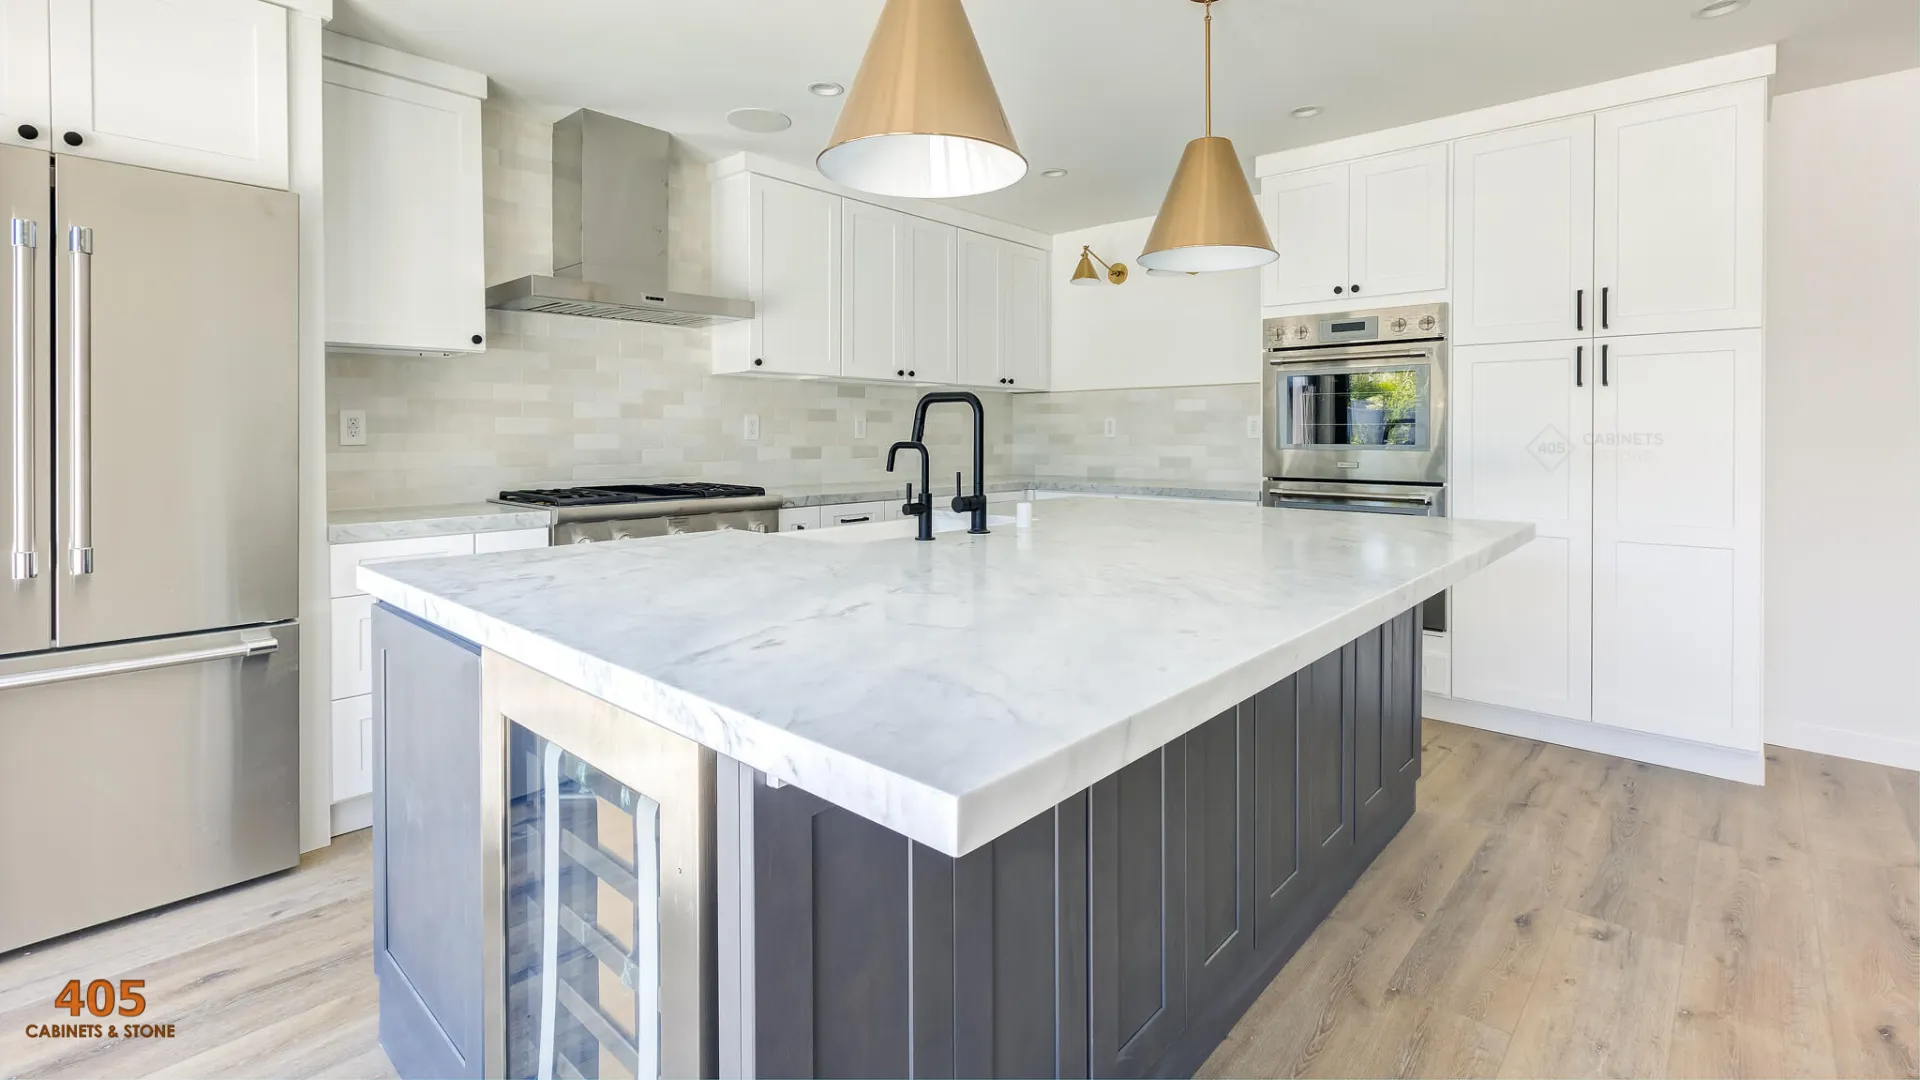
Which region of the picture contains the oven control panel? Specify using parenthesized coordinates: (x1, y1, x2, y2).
(1264, 302, 1447, 351)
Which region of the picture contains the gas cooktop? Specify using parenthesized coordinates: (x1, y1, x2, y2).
(496, 482, 769, 508)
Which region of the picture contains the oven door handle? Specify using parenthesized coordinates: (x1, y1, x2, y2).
(1269, 488, 1438, 507)
(1268, 349, 1434, 367)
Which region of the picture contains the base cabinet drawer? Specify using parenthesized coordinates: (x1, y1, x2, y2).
(331, 594, 376, 699)
(473, 527, 548, 553)
(822, 501, 887, 527)
(331, 693, 374, 802)
(331, 534, 475, 597)
(778, 506, 821, 532)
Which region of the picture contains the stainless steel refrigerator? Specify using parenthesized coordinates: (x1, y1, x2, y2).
(0, 147, 300, 952)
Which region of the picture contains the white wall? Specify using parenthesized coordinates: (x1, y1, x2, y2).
(1049, 216, 1261, 392)
(1764, 67, 1920, 768)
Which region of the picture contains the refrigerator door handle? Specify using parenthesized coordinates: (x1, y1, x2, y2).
(67, 225, 93, 576)
(9, 218, 35, 581)
(0, 631, 279, 691)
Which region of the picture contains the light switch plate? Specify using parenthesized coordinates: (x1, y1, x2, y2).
(1246, 415, 1261, 439)
(1103, 417, 1117, 438)
(339, 409, 367, 446)
(854, 414, 868, 440)
(743, 413, 760, 441)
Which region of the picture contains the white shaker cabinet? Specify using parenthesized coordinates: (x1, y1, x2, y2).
(1594, 81, 1765, 337)
(905, 217, 958, 385)
(322, 35, 486, 354)
(1003, 241, 1048, 390)
(1451, 117, 1595, 345)
(956, 228, 1003, 388)
(1261, 144, 1447, 308)
(1448, 339, 1593, 722)
(47, 0, 288, 188)
(713, 174, 841, 376)
(1260, 164, 1349, 307)
(840, 199, 911, 382)
(1346, 143, 1449, 300)
(0, 0, 50, 150)
(1591, 330, 1762, 750)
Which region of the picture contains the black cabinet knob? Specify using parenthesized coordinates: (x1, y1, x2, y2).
(897, 369, 905, 376)
(62, 131, 82, 147)
(1351, 284, 1361, 293)
(753, 358, 764, 367)
(1333, 285, 1344, 294)
(471, 333, 483, 345)
(16, 124, 37, 141)
(907, 370, 915, 377)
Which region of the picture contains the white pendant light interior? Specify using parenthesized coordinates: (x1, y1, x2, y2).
(817, 135, 1027, 200)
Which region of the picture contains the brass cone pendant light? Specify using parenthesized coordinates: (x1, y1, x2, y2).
(818, 0, 1027, 198)
(1138, 0, 1277, 273)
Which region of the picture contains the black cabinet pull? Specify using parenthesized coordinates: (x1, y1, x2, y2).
(753, 358, 764, 367)
(1333, 285, 1344, 295)
(471, 333, 483, 345)
(907, 370, 915, 377)
(897, 369, 905, 376)
(1601, 343, 1610, 387)
(1007, 378, 1014, 385)
(1600, 287, 1609, 329)
(1576, 345, 1584, 387)
(16, 124, 37, 141)
(1576, 288, 1584, 331)
(1350, 284, 1361, 294)
(61, 131, 82, 147)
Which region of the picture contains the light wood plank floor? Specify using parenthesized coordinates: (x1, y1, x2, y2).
(2, 721, 1914, 1079)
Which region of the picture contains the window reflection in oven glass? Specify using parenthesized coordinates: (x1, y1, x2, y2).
(1281, 368, 1427, 449)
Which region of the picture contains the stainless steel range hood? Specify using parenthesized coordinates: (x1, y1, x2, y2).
(485, 109, 753, 327)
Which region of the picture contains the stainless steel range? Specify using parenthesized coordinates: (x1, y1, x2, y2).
(1262, 303, 1452, 632)
(494, 482, 783, 545)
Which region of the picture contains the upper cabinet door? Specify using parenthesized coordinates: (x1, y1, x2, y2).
(1002, 242, 1048, 391)
(0, 0, 50, 151)
(955, 228, 1002, 388)
(751, 176, 841, 377)
(1260, 164, 1348, 307)
(904, 217, 957, 385)
(323, 56, 484, 354)
(48, 0, 288, 189)
(1594, 80, 1764, 337)
(1346, 143, 1449, 300)
(840, 199, 910, 382)
(1591, 330, 1762, 750)
(1452, 117, 1594, 345)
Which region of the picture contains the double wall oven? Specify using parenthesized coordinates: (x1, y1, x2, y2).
(1263, 303, 1451, 631)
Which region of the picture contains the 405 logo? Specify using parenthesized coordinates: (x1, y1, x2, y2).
(21, 979, 176, 1040)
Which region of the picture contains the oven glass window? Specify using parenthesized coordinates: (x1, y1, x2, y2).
(1277, 365, 1430, 449)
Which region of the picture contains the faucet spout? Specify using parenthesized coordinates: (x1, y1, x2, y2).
(910, 391, 989, 534)
(886, 440, 935, 541)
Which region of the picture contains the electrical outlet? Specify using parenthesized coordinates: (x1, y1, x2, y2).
(1103, 417, 1117, 439)
(1246, 415, 1261, 439)
(743, 413, 760, 441)
(853, 414, 868, 440)
(339, 409, 367, 446)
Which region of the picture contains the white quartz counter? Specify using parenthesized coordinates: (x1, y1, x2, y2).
(358, 497, 1531, 856)
(328, 503, 553, 543)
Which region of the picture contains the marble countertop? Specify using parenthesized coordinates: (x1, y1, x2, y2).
(327, 503, 553, 544)
(358, 498, 1530, 855)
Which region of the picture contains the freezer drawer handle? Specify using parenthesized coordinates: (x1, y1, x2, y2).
(1270, 488, 1437, 506)
(0, 633, 279, 691)
(9, 218, 36, 581)
(67, 225, 92, 576)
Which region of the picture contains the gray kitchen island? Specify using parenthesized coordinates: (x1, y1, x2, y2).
(356, 496, 1531, 1080)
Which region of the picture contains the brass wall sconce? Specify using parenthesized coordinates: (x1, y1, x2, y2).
(1071, 246, 1129, 286)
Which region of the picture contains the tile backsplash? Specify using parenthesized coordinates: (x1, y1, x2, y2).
(326, 102, 1255, 511)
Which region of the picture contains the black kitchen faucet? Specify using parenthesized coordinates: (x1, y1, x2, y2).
(910, 391, 989, 535)
(886, 440, 934, 541)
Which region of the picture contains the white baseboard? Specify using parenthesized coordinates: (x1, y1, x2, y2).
(329, 793, 372, 837)
(1767, 721, 1920, 772)
(1425, 694, 1766, 785)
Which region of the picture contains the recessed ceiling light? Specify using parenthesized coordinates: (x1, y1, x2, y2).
(727, 108, 793, 134)
(1041, 168, 1068, 178)
(1694, 0, 1747, 17)
(808, 82, 845, 97)
(1291, 105, 1324, 119)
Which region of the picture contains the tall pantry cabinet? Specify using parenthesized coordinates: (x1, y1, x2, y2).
(1442, 78, 1768, 758)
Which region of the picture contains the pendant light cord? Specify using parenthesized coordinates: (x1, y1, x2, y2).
(1203, 0, 1214, 137)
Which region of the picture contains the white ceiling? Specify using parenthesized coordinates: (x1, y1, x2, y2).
(330, 0, 1918, 234)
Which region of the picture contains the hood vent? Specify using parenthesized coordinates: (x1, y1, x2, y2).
(485, 109, 753, 327)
